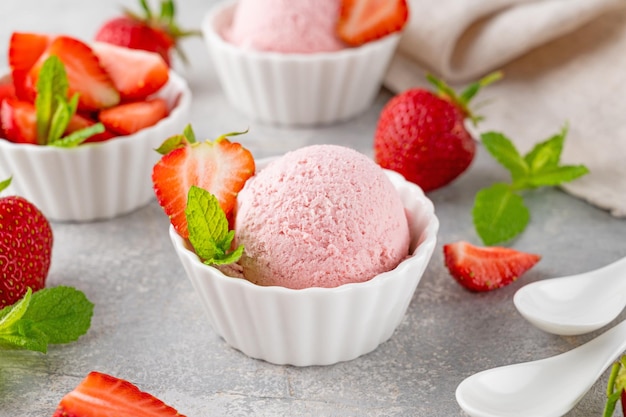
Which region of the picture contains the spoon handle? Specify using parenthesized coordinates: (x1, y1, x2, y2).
(456, 318, 626, 417)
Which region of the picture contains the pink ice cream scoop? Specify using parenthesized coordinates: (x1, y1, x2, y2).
(234, 145, 411, 289)
(223, 0, 346, 53)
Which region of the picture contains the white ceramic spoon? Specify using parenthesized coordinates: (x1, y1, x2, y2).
(514, 256, 626, 336)
(456, 318, 626, 417)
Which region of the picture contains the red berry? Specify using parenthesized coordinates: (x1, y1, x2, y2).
(94, 0, 199, 67)
(337, 0, 409, 46)
(374, 73, 501, 192)
(92, 41, 170, 101)
(152, 132, 255, 238)
(98, 98, 168, 136)
(0, 185, 53, 309)
(0, 98, 37, 144)
(27, 36, 120, 112)
(374, 88, 475, 192)
(52, 371, 185, 417)
(443, 241, 541, 292)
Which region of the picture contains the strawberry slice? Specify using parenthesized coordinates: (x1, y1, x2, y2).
(66, 112, 116, 143)
(337, 0, 409, 46)
(91, 41, 169, 101)
(98, 98, 168, 135)
(8, 32, 52, 101)
(152, 132, 255, 238)
(27, 35, 120, 111)
(443, 241, 541, 292)
(0, 99, 37, 144)
(52, 371, 185, 417)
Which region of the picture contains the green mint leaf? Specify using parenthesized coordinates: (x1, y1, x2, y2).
(527, 165, 590, 188)
(51, 123, 105, 148)
(524, 124, 567, 174)
(472, 183, 530, 245)
(23, 286, 94, 344)
(0, 320, 49, 353)
(0, 288, 32, 331)
(35, 56, 68, 145)
(48, 95, 72, 143)
(481, 132, 529, 181)
(0, 286, 94, 353)
(185, 186, 244, 265)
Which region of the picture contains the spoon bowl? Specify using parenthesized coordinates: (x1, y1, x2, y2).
(456, 318, 626, 417)
(514, 256, 626, 335)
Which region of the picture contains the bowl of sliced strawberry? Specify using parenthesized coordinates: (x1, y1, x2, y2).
(0, 32, 191, 222)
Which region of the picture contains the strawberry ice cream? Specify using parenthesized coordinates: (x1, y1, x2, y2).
(223, 0, 346, 53)
(234, 145, 411, 289)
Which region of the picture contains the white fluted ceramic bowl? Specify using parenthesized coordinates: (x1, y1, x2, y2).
(170, 160, 439, 366)
(0, 71, 191, 222)
(201, 1, 400, 126)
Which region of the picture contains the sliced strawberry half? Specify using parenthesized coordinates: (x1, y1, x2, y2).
(443, 241, 541, 292)
(152, 135, 255, 238)
(0, 99, 37, 144)
(52, 371, 185, 417)
(9, 32, 53, 101)
(27, 35, 120, 111)
(98, 98, 168, 135)
(92, 41, 170, 101)
(337, 0, 409, 46)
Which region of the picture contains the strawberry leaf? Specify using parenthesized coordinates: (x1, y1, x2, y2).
(185, 186, 243, 266)
(472, 183, 530, 246)
(0, 177, 12, 194)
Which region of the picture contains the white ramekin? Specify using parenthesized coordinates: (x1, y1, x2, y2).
(201, 0, 400, 126)
(170, 159, 439, 366)
(0, 71, 191, 222)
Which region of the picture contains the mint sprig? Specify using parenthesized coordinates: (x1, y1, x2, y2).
(473, 125, 589, 245)
(35, 55, 104, 147)
(185, 185, 243, 265)
(0, 286, 94, 353)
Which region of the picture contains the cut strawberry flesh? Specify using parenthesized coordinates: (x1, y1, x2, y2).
(152, 139, 255, 238)
(337, 0, 409, 46)
(27, 36, 120, 112)
(9, 32, 52, 101)
(52, 371, 185, 417)
(91, 41, 169, 101)
(444, 241, 541, 292)
(98, 98, 168, 136)
(0, 99, 37, 144)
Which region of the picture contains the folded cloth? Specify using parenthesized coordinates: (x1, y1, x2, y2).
(384, 0, 626, 217)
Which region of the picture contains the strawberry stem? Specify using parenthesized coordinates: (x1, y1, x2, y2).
(604, 356, 626, 417)
(426, 71, 503, 126)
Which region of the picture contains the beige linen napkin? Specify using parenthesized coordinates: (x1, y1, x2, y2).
(385, 0, 626, 217)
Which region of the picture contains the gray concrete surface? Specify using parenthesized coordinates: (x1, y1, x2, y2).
(1, 1, 626, 416)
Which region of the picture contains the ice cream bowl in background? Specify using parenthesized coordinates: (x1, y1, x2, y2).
(0, 71, 191, 222)
(169, 160, 439, 366)
(201, 0, 401, 126)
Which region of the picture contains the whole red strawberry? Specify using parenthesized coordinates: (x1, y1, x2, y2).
(374, 72, 501, 192)
(94, 0, 199, 67)
(0, 177, 53, 308)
